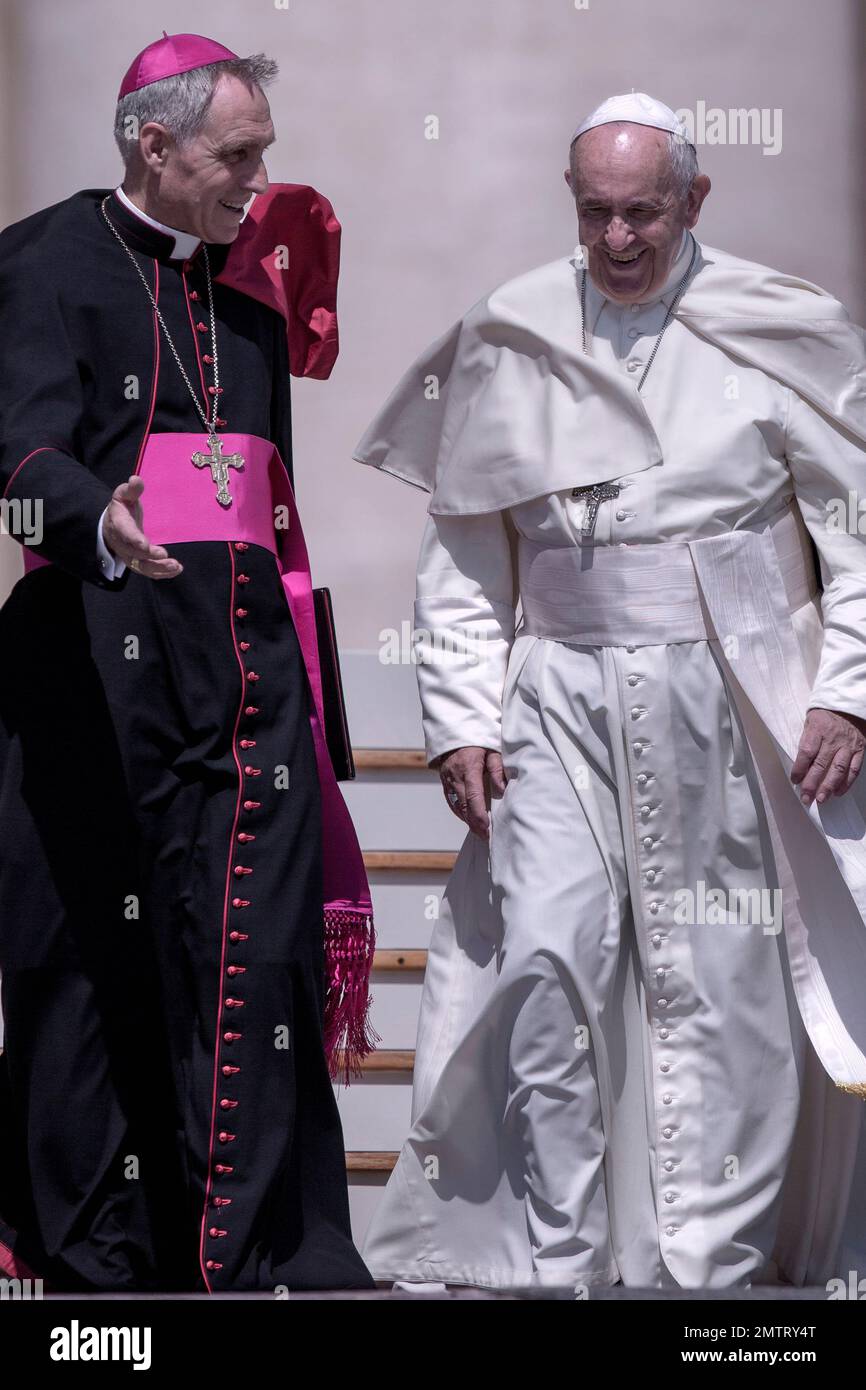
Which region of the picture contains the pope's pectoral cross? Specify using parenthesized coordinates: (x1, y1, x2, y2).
(571, 481, 621, 538)
(191, 434, 245, 507)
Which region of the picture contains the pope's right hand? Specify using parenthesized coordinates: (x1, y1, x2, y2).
(434, 745, 507, 840)
(103, 475, 183, 579)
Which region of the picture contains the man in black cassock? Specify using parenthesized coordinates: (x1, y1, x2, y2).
(0, 32, 373, 1293)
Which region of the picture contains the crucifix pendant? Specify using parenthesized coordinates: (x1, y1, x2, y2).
(571, 481, 621, 538)
(191, 434, 245, 507)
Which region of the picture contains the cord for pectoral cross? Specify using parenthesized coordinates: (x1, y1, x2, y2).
(571, 234, 700, 540)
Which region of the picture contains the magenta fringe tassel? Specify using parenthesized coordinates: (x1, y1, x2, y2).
(323, 907, 380, 1086)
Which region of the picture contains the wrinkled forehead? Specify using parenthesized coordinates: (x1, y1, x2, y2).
(572, 123, 675, 200)
(200, 74, 275, 144)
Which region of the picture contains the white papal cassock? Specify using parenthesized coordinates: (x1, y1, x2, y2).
(353, 231, 866, 1289)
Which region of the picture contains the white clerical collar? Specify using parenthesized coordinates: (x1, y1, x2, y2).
(114, 185, 203, 260)
(654, 227, 694, 304)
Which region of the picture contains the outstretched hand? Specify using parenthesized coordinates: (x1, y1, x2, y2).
(102, 475, 183, 579)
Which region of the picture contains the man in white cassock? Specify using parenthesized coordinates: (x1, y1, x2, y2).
(354, 93, 866, 1291)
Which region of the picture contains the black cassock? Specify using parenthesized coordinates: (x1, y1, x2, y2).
(0, 188, 373, 1292)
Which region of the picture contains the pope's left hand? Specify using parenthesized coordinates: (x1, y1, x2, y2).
(790, 707, 866, 806)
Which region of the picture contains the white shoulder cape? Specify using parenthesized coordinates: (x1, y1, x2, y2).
(353, 241, 866, 514)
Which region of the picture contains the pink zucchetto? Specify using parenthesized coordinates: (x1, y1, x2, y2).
(118, 31, 240, 100)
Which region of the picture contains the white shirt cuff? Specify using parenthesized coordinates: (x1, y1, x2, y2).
(97, 506, 126, 580)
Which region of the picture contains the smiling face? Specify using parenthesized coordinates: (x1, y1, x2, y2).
(132, 74, 275, 243)
(565, 123, 709, 304)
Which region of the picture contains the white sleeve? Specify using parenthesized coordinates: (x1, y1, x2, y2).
(786, 387, 866, 717)
(97, 505, 127, 580)
(413, 508, 518, 765)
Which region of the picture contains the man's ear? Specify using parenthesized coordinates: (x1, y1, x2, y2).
(685, 173, 711, 228)
(138, 121, 172, 173)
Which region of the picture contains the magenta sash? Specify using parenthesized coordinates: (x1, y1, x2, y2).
(23, 432, 377, 1081)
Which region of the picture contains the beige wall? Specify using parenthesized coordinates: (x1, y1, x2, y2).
(2, 0, 864, 642)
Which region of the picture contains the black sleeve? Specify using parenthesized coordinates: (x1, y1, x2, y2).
(268, 310, 295, 493)
(0, 238, 123, 588)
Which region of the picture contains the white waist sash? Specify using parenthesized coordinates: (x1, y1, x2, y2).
(518, 498, 818, 646)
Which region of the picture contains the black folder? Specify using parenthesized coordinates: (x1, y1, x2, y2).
(312, 587, 356, 781)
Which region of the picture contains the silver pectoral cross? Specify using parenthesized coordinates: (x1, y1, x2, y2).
(571, 481, 621, 538)
(191, 434, 245, 508)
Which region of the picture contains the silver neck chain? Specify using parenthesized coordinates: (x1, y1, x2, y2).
(100, 196, 221, 435)
(579, 232, 699, 393)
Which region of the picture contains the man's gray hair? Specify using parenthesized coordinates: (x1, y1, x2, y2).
(569, 129, 699, 202)
(114, 54, 278, 165)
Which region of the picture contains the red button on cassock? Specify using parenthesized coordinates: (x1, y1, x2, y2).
(229, 931, 249, 942)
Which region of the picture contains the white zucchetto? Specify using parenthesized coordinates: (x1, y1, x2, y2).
(572, 92, 691, 145)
